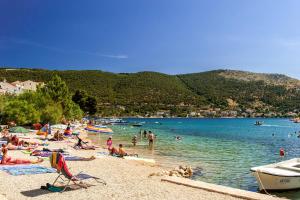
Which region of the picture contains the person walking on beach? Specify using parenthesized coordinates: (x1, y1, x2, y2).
(148, 131, 155, 148)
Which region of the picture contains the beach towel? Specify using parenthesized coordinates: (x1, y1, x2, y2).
(30, 149, 69, 157)
(0, 165, 56, 176)
(21, 150, 32, 154)
(64, 156, 90, 161)
(96, 152, 109, 158)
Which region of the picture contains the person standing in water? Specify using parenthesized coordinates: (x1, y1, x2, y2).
(280, 148, 285, 157)
(143, 130, 147, 138)
(148, 131, 155, 149)
(132, 135, 137, 146)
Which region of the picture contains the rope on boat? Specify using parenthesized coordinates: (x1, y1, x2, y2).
(255, 170, 278, 198)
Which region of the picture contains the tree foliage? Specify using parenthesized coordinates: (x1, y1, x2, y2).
(72, 90, 97, 115)
(0, 75, 83, 125)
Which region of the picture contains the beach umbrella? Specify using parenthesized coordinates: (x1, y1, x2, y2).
(9, 126, 30, 133)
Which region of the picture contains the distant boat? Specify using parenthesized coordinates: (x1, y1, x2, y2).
(109, 118, 128, 125)
(251, 158, 300, 191)
(254, 121, 263, 126)
(131, 123, 143, 127)
(85, 125, 113, 134)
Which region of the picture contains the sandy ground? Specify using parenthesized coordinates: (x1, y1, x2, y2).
(0, 132, 242, 200)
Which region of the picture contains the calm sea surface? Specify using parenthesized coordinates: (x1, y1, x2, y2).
(88, 118, 300, 199)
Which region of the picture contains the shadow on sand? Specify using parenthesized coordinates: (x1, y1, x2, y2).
(21, 184, 95, 197)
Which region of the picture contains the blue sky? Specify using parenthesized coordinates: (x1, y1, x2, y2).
(1, 0, 300, 78)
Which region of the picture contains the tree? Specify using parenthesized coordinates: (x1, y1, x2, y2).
(2, 99, 40, 125)
(41, 75, 69, 103)
(40, 103, 63, 124)
(72, 90, 97, 115)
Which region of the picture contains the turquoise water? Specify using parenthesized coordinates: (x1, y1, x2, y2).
(91, 118, 300, 199)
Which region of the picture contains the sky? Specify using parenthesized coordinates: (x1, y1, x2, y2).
(1, 0, 300, 78)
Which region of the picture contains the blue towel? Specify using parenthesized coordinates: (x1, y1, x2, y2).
(0, 165, 56, 176)
(75, 173, 99, 180)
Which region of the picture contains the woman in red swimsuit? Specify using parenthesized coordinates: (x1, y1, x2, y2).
(1, 144, 43, 165)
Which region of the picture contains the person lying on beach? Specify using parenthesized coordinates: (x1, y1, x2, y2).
(1, 128, 9, 138)
(74, 135, 96, 150)
(6, 135, 38, 150)
(1, 144, 43, 165)
(10, 135, 24, 146)
(49, 131, 64, 141)
(6, 142, 37, 150)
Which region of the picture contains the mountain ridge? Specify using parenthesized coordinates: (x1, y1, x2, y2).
(0, 67, 299, 117)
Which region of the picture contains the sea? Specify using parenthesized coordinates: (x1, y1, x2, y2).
(88, 118, 300, 199)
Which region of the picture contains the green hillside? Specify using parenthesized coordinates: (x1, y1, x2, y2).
(178, 70, 300, 115)
(0, 68, 300, 117)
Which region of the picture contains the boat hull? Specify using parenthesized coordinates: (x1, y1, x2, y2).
(252, 171, 300, 191)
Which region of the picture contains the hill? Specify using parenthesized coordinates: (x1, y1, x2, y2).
(0, 68, 299, 117)
(178, 70, 300, 117)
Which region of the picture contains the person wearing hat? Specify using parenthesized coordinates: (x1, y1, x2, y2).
(106, 136, 113, 150)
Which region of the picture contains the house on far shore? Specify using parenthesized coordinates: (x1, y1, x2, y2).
(0, 80, 43, 95)
(0, 80, 22, 95)
(11, 80, 44, 91)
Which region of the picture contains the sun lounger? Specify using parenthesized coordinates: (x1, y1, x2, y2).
(49, 152, 106, 192)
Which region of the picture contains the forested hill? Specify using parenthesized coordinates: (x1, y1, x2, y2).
(0, 68, 300, 117)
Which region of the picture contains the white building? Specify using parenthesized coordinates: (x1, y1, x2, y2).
(12, 80, 43, 91)
(0, 80, 43, 95)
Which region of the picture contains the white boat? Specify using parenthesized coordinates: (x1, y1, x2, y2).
(251, 158, 300, 191)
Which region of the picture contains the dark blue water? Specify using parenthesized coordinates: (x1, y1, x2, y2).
(102, 118, 300, 199)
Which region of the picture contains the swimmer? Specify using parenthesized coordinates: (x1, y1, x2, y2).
(175, 136, 182, 141)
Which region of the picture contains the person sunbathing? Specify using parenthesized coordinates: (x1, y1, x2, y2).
(1, 128, 9, 138)
(49, 131, 64, 141)
(10, 135, 25, 146)
(108, 144, 138, 158)
(108, 146, 119, 155)
(118, 144, 127, 157)
(74, 135, 96, 150)
(6, 135, 38, 150)
(1, 144, 43, 165)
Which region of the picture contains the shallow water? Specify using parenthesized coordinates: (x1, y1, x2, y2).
(89, 118, 300, 199)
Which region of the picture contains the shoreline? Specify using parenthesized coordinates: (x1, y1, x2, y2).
(0, 128, 284, 200)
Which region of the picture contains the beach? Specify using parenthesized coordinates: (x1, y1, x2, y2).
(0, 128, 281, 200)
